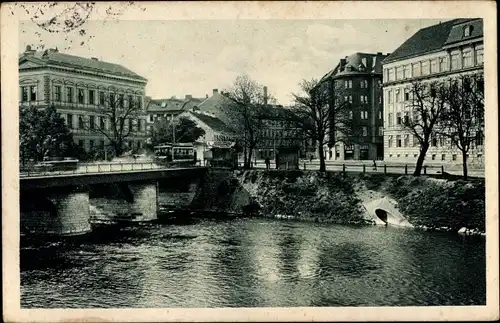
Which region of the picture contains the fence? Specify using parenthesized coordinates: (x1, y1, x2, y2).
(19, 160, 199, 178)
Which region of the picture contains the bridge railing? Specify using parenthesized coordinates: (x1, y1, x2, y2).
(19, 161, 201, 178)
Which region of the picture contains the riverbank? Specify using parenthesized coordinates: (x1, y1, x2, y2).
(236, 170, 485, 234)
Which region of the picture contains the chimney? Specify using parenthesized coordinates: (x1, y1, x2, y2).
(25, 45, 35, 55)
(340, 58, 347, 70)
(386, 53, 391, 56)
(91, 57, 98, 61)
(206, 94, 209, 98)
(377, 52, 382, 56)
(263, 86, 268, 105)
(213, 89, 218, 95)
(185, 94, 192, 100)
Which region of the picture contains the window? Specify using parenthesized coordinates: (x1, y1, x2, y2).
(360, 80, 368, 88)
(412, 63, 420, 77)
(128, 95, 134, 108)
(78, 140, 84, 147)
(452, 154, 457, 161)
(21, 86, 28, 102)
(362, 126, 368, 136)
(136, 96, 142, 109)
(77, 89, 84, 104)
(99, 91, 106, 106)
(344, 80, 353, 88)
(430, 59, 438, 73)
(348, 95, 352, 103)
(432, 154, 436, 160)
(404, 90, 410, 101)
(137, 119, 142, 132)
(396, 90, 401, 102)
(360, 111, 368, 119)
(388, 90, 393, 104)
(396, 66, 403, 80)
(463, 50, 473, 68)
(348, 111, 353, 119)
(440, 56, 449, 71)
(413, 110, 419, 122)
(403, 112, 409, 125)
(54, 86, 61, 102)
(78, 115, 84, 129)
(378, 111, 382, 119)
(396, 135, 402, 147)
(431, 137, 437, 147)
(119, 94, 124, 107)
(476, 48, 484, 65)
(100, 140, 105, 149)
(441, 154, 446, 161)
(403, 65, 411, 79)
(89, 116, 95, 129)
(439, 136, 446, 147)
(396, 112, 402, 125)
(100, 116, 105, 129)
(360, 95, 368, 104)
(463, 25, 472, 37)
(388, 113, 393, 126)
(414, 154, 417, 158)
(89, 90, 95, 105)
(388, 68, 395, 81)
(128, 118, 133, 131)
(110, 93, 116, 107)
(67, 114, 73, 129)
(30, 86, 37, 101)
(421, 61, 429, 75)
(388, 136, 393, 147)
(149, 114, 154, 122)
(404, 135, 410, 147)
(378, 126, 383, 136)
(451, 52, 460, 70)
(66, 87, 73, 103)
(413, 135, 419, 147)
(89, 140, 94, 150)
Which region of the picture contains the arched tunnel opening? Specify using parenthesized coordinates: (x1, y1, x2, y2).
(375, 209, 388, 224)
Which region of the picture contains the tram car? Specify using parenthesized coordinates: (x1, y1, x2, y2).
(153, 142, 196, 165)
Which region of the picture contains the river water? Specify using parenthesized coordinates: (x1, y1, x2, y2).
(21, 217, 485, 308)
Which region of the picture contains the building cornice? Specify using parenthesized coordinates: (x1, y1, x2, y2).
(20, 64, 147, 86)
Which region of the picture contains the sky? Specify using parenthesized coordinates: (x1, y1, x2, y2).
(20, 18, 443, 105)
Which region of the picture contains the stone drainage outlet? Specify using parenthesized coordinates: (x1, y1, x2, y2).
(363, 197, 413, 228)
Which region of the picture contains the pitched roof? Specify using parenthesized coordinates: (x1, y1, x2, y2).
(147, 97, 204, 112)
(20, 48, 147, 81)
(188, 111, 234, 134)
(383, 19, 472, 64)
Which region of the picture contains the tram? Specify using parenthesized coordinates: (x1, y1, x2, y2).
(153, 142, 196, 164)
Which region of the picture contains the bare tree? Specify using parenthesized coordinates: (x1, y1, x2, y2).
(222, 75, 270, 169)
(439, 73, 484, 180)
(84, 93, 147, 157)
(403, 80, 448, 176)
(288, 78, 353, 172)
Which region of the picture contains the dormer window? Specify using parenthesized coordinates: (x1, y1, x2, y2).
(463, 25, 473, 37)
(346, 65, 353, 72)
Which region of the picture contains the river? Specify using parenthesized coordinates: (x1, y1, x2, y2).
(21, 217, 485, 308)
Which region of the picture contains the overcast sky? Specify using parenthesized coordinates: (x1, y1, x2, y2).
(20, 19, 443, 104)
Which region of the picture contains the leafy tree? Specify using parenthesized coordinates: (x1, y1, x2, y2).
(150, 116, 205, 146)
(19, 105, 75, 165)
(222, 74, 271, 169)
(288, 78, 353, 172)
(439, 73, 484, 180)
(82, 93, 147, 157)
(403, 80, 448, 176)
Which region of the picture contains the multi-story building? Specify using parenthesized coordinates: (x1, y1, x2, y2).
(382, 19, 484, 165)
(19, 46, 148, 153)
(145, 94, 206, 134)
(318, 52, 388, 160)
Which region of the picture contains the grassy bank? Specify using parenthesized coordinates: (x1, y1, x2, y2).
(236, 170, 485, 232)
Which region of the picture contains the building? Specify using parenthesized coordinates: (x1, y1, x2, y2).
(319, 52, 388, 160)
(145, 94, 205, 133)
(176, 110, 236, 165)
(19, 46, 148, 153)
(382, 19, 484, 165)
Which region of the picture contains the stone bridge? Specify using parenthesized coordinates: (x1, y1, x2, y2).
(20, 166, 252, 237)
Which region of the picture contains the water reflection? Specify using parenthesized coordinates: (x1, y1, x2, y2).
(21, 217, 486, 308)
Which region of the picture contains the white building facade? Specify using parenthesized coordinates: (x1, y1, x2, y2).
(382, 19, 484, 166)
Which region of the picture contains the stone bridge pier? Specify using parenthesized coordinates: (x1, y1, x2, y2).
(21, 186, 92, 236)
(90, 181, 158, 223)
